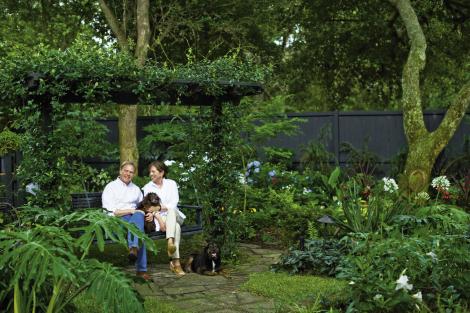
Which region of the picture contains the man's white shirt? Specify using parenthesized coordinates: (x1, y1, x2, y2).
(102, 178, 143, 216)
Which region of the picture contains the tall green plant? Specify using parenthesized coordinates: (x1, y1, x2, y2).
(0, 207, 156, 313)
(337, 177, 407, 233)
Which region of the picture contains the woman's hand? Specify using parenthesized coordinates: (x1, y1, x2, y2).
(145, 212, 154, 222)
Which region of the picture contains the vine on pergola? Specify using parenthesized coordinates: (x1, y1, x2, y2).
(0, 43, 264, 250)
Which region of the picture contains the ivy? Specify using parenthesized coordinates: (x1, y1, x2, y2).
(0, 39, 268, 105)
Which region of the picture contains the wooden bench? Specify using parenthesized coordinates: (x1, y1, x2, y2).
(71, 192, 203, 239)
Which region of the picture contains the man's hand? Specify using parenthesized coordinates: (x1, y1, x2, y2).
(145, 212, 154, 222)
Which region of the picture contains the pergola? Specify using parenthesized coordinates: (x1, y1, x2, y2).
(21, 72, 263, 234)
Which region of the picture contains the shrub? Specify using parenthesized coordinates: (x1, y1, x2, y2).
(337, 232, 470, 312)
(273, 238, 349, 276)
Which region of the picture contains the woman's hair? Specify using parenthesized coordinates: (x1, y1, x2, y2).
(148, 160, 168, 178)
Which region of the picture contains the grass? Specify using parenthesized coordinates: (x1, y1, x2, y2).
(241, 271, 349, 312)
(74, 295, 189, 313)
(87, 233, 206, 266)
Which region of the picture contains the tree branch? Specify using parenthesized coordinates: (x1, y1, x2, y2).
(98, 0, 128, 51)
(389, 0, 428, 143)
(432, 82, 470, 149)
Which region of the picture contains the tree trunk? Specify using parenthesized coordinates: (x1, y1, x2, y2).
(99, 0, 151, 174)
(389, 0, 470, 192)
(118, 105, 139, 167)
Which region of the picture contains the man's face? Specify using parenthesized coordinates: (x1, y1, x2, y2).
(119, 164, 135, 185)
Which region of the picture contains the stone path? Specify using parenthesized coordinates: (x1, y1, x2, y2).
(131, 243, 283, 313)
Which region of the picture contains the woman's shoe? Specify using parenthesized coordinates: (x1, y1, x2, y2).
(170, 261, 186, 277)
(167, 239, 176, 256)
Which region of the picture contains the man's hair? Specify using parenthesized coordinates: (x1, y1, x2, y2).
(148, 160, 168, 178)
(120, 161, 136, 171)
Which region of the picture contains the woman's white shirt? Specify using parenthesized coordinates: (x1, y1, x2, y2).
(142, 178, 186, 221)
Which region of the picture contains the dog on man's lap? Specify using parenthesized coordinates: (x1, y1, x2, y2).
(184, 242, 221, 275)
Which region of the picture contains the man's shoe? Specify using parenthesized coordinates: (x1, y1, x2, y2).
(136, 271, 153, 281)
(128, 247, 138, 263)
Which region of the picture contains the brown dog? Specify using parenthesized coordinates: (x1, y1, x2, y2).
(136, 192, 161, 233)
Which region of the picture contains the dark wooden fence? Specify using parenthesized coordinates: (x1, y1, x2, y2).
(1, 111, 469, 204)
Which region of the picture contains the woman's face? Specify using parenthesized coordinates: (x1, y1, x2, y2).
(149, 166, 164, 182)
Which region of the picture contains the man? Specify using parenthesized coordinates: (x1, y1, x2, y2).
(102, 161, 152, 280)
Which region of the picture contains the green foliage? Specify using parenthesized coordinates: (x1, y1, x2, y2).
(0, 40, 267, 105)
(274, 239, 348, 276)
(241, 271, 349, 311)
(337, 231, 470, 312)
(340, 140, 380, 178)
(0, 128, 21, 156)
(0, 206, 157, 313)
(263, 147, 294, 168)
(300, 125, 335, 174)
(13, 101, 114, 208)
(335, 177, 407, 233)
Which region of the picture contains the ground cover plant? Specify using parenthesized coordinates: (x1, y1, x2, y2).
(241, 272, 349, 312)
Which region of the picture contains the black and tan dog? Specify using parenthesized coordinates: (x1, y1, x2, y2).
(184, 242, 222, 275)
(136, 192, 161, 233)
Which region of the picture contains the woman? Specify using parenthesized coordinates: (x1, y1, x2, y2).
(142, 160, 186, 277)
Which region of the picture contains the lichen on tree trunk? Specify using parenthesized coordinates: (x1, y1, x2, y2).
(389, 0, 470, 193)
(118, 105, 139, 172)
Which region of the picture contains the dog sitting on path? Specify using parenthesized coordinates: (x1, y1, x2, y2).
(184, 242, 222, 275)
(135, 192, 161, 233)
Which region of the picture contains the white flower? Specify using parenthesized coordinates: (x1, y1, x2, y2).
(426, 251, 437, 261)
(164, 160, 176, 166)
(412, 291, 422, 302)
(373, 294, 383, 301)
(431, 175, 450, 191)
(395, 274, 413, 291)
(178, 162, 184, 168)
(349, 281, 355, 285)
(187, 151, 195, 159)
(415, 191, 430, 201)
(382, 177, 399, 193)
(202, 155, 210, 163)
(303, 188, 312, 195)
(239, 173, 246, 185)
(189, 166, 196, 173)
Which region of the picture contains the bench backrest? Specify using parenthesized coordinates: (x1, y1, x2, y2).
(70, 192, 203, 234)
(71, 192, 103, 209)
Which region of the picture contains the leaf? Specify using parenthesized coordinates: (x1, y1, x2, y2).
(328, 166, 341, 188)
(81, 260, 145, 313)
